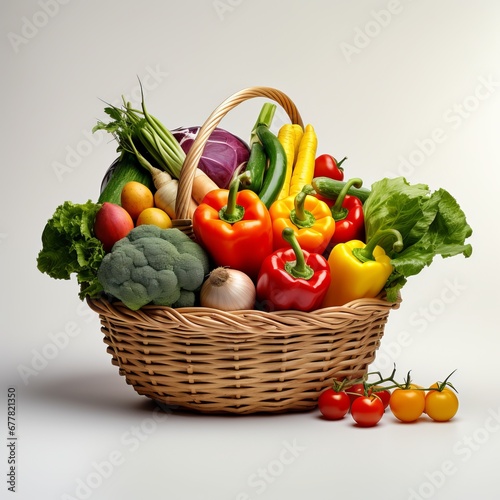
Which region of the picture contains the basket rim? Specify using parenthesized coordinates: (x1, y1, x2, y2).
(88, 292, 400, 315)
(86, 293, 401, 339)
(86, 293, 402, 316)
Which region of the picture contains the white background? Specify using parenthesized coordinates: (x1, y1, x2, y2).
(1, 1, 499, 499)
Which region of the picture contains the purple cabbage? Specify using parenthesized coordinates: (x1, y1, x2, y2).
(172, 126, 250, 189)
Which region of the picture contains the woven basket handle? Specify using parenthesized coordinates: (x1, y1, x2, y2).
(175, 86, 304, 220)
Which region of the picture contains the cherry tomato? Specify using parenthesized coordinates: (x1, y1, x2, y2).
(350, 395, 385, 427)
(318, 388, 350, 420)
(314, 154, 345, 181)
(346, 383, 366, 407)
(425, 384, 459, 422)
(370, 388, 391, 410)
(389, 385, 426, 423)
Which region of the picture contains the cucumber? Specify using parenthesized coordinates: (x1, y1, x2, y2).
(98, 153, 155, 205)
(312, 176, 371, 203)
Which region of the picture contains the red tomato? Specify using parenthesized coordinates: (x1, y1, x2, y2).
(370, 388, 392, 410)
(318, 388, 350, 420)
(314, 154, 345, 181)
(350, 396, 385, 427)
(346, 383, 366, 406)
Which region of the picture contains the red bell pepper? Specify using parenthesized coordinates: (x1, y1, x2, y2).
(256, 227, 331, 312)
(324, 177, 365, 255)
(193, 176, 273, 280)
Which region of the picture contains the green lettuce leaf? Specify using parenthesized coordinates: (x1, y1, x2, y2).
(363, 177, 473, 301)
(37, 200, 105, 299)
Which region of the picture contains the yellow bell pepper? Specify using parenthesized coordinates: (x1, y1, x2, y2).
(269, 184, 335, 254)
(321, 229, 403, 307)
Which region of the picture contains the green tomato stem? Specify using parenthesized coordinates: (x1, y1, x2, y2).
(436, 369, 458, 392)
(336, 156, 347, 170)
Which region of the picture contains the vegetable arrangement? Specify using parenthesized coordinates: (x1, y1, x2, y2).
(37, 90, 472, 313)
(318, 367, 460, 427)
(35, 86, 474, 421)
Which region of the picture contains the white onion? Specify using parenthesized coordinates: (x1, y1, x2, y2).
(200, 267, 256, 311)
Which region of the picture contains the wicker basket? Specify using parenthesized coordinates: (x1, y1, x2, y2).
(87, 86, 401, 414)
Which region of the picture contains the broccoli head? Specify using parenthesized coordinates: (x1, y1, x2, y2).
(97, 225, 210, 310)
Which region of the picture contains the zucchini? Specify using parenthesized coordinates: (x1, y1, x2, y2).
(312, 176, 371, 203)
(98, 152, 155, 205)
(244, 142, 267, 193)
(256, 125, 287, 209)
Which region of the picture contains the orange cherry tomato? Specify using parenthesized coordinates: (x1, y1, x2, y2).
(425, 383, 459, 422)
(389, 385, 426, 423)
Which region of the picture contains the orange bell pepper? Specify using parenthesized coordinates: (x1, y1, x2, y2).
(269, 184, 335, 254)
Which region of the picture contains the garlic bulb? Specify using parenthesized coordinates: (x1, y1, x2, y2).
(200, 267, 256, 311)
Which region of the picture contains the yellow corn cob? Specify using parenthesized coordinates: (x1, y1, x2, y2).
(277, 124, 301, 200)
(288, 124, 317, 197)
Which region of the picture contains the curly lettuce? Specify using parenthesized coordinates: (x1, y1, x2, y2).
(36, 200, 105, 299)
(363, 177, 473, 302)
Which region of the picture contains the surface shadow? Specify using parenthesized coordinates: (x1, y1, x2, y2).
(22, 368, 318, 421)
(22, 368, 156, 417)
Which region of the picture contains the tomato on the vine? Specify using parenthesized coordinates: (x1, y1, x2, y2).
(389, 385, 426, 423)
(370, 388, 391, 410)
(425, 383, 459, 422)
(317, 370, 459, 427)
(318, 388, 350, 420)
(350, 395, 385, 427)
(346, 383, 366, 406)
